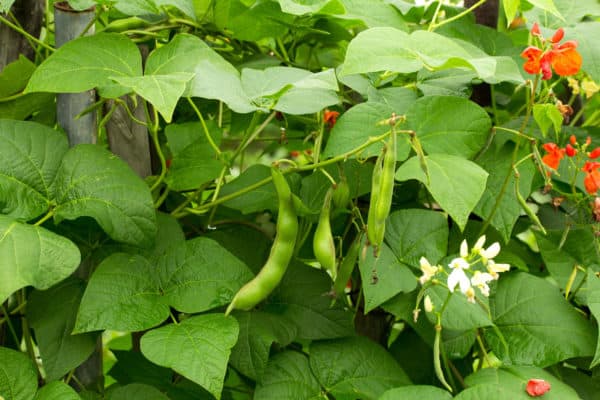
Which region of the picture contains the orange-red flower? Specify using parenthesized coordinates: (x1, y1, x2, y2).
(565, 144, 577, 157)
(324, 109, 340, 129)
(521, 25, 582, 80)
(526, 379, 551, 397)
(583, 162, 600, 194)
(542, 143, 565, 171)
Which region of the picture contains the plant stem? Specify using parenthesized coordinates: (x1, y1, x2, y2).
(148, 107, 167, 193)
(430, 0, 487, 30)
(0, 14, 55, 52)
(183, 132, 390, 215)
(34, 209, 54, 226)
(186, 97, 222, 157)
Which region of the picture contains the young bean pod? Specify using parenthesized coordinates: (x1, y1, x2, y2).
(313, 187, 337, 280)
(367, 151, 384, 247)
(332, 231, 362, 300)
(225, 168, 298, 315)
(367, 132, 396, 252)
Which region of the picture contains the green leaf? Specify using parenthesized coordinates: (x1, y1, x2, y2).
(416, 68, 476, 98)
(503, 0, 521, 27)
(141, 314, 239, 400)
(0, 93, 55, 121)
(341, 28, 523, 84)
(0, 215, 80, 303)
(337, 0, 408, 30)
(425, 285, 492, 331)
(28, 279, 97, 381)
(534, 228, 599, 290)
(367, 87, 418, 110)
(570, 22, 600, 83)
(219, 165, 277, 214)
(276, 0, 344, 15)
(533, 104, 563, 137)
(0, 0, 16, 13)
(33, 381, 81, 400)
(484, 272, 596, 367)
(158, 237, 254, 313)
(407, 96, 491, 159)
(254, 351, 321, 400)
(229, 311, 297, 381)
(474, 141, 536, 242)
(0, 55, 36, 97)
(395, 154, 488, 230)
(25, 33, 142, 98)
(242, 67, 339, 114)
(461, 366, 580, 400)
(527, 0, 565, 20)
(166, 139, 223, 191)
(385, 209, 449, 267)
(74, 253, 169, 332)
(113, 0, 160, 15)
(359, 239, 417, 313)
(53, 144, 157, 248)
(322, 102, 411, 159)
(106, 383, 170, 400)
(0, 347, 38, 400)
(215, 0, 293, 41)
(155, 0, 196, 19)
(76, 237, 252, 332)
(0, 120, 68, 220)
(379, 385, 453, 400)
(586, 269, 600, 367)
(266, 261, 354, 340)
(310, 336, 411, 399)
(112, 73, 193, 122)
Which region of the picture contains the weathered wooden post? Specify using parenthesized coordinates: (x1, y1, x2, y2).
(54, 1, 97, 145)
(53, 2, 103, 391)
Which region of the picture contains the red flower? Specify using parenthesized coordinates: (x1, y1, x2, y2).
(565, 144, 577, 157)
(583, 162, 600, 195)
(324, 109, 340, 129)
(589, 147, 600, 159)
(542, 143, 565, 171)
(526, 379, 551, 397)
(521, 26, 582, 80)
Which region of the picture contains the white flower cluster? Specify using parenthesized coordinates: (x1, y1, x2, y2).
(418, 235, 510, 303)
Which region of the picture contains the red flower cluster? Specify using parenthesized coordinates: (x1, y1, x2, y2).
(542, 136, 600, 194)
(324, 109, 340, 129)
(526, 378, 551, 396)
(521, 23, 582, 80)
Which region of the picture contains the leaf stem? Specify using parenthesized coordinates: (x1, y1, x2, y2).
(34, 209, 54, 226)
(148, 106, 167, 193)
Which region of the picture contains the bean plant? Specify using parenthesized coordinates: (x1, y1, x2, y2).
(0, 0, 600, 399)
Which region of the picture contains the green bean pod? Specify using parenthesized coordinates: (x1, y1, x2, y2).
(313, 187, 337, 280)
(332, 231, 362, 299)
(225, 168, 298, 315)
(367, 151, 384, 246)
(375, 131, 397, 223)
(332, 177, 350, 209)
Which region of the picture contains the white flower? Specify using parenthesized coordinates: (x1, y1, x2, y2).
(424, 295, 434, 312)
(473, 235, 486, 253)
(480, 242, 501, 260)
(448, 257, 470, 270)
(465, 287, 476, 303)
(448, 267, 471, 294)
(471, 271, 494, 297)
(460, 239, 469, 258)
(487, 260, 510, 279)
(418, 256, 438, 285)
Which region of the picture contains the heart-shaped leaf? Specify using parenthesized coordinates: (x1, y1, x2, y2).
(0, 215, 80, 303)
(141, 314, 239, 400)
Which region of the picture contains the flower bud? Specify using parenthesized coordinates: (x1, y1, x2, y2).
(551, 27, 565, 43)
(589, 147, 600, 159)
(569, 135, 577, 145)
(531, 22, 541, 36)
(526, 379, 551, 396)
(565, 144, 577, 157)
